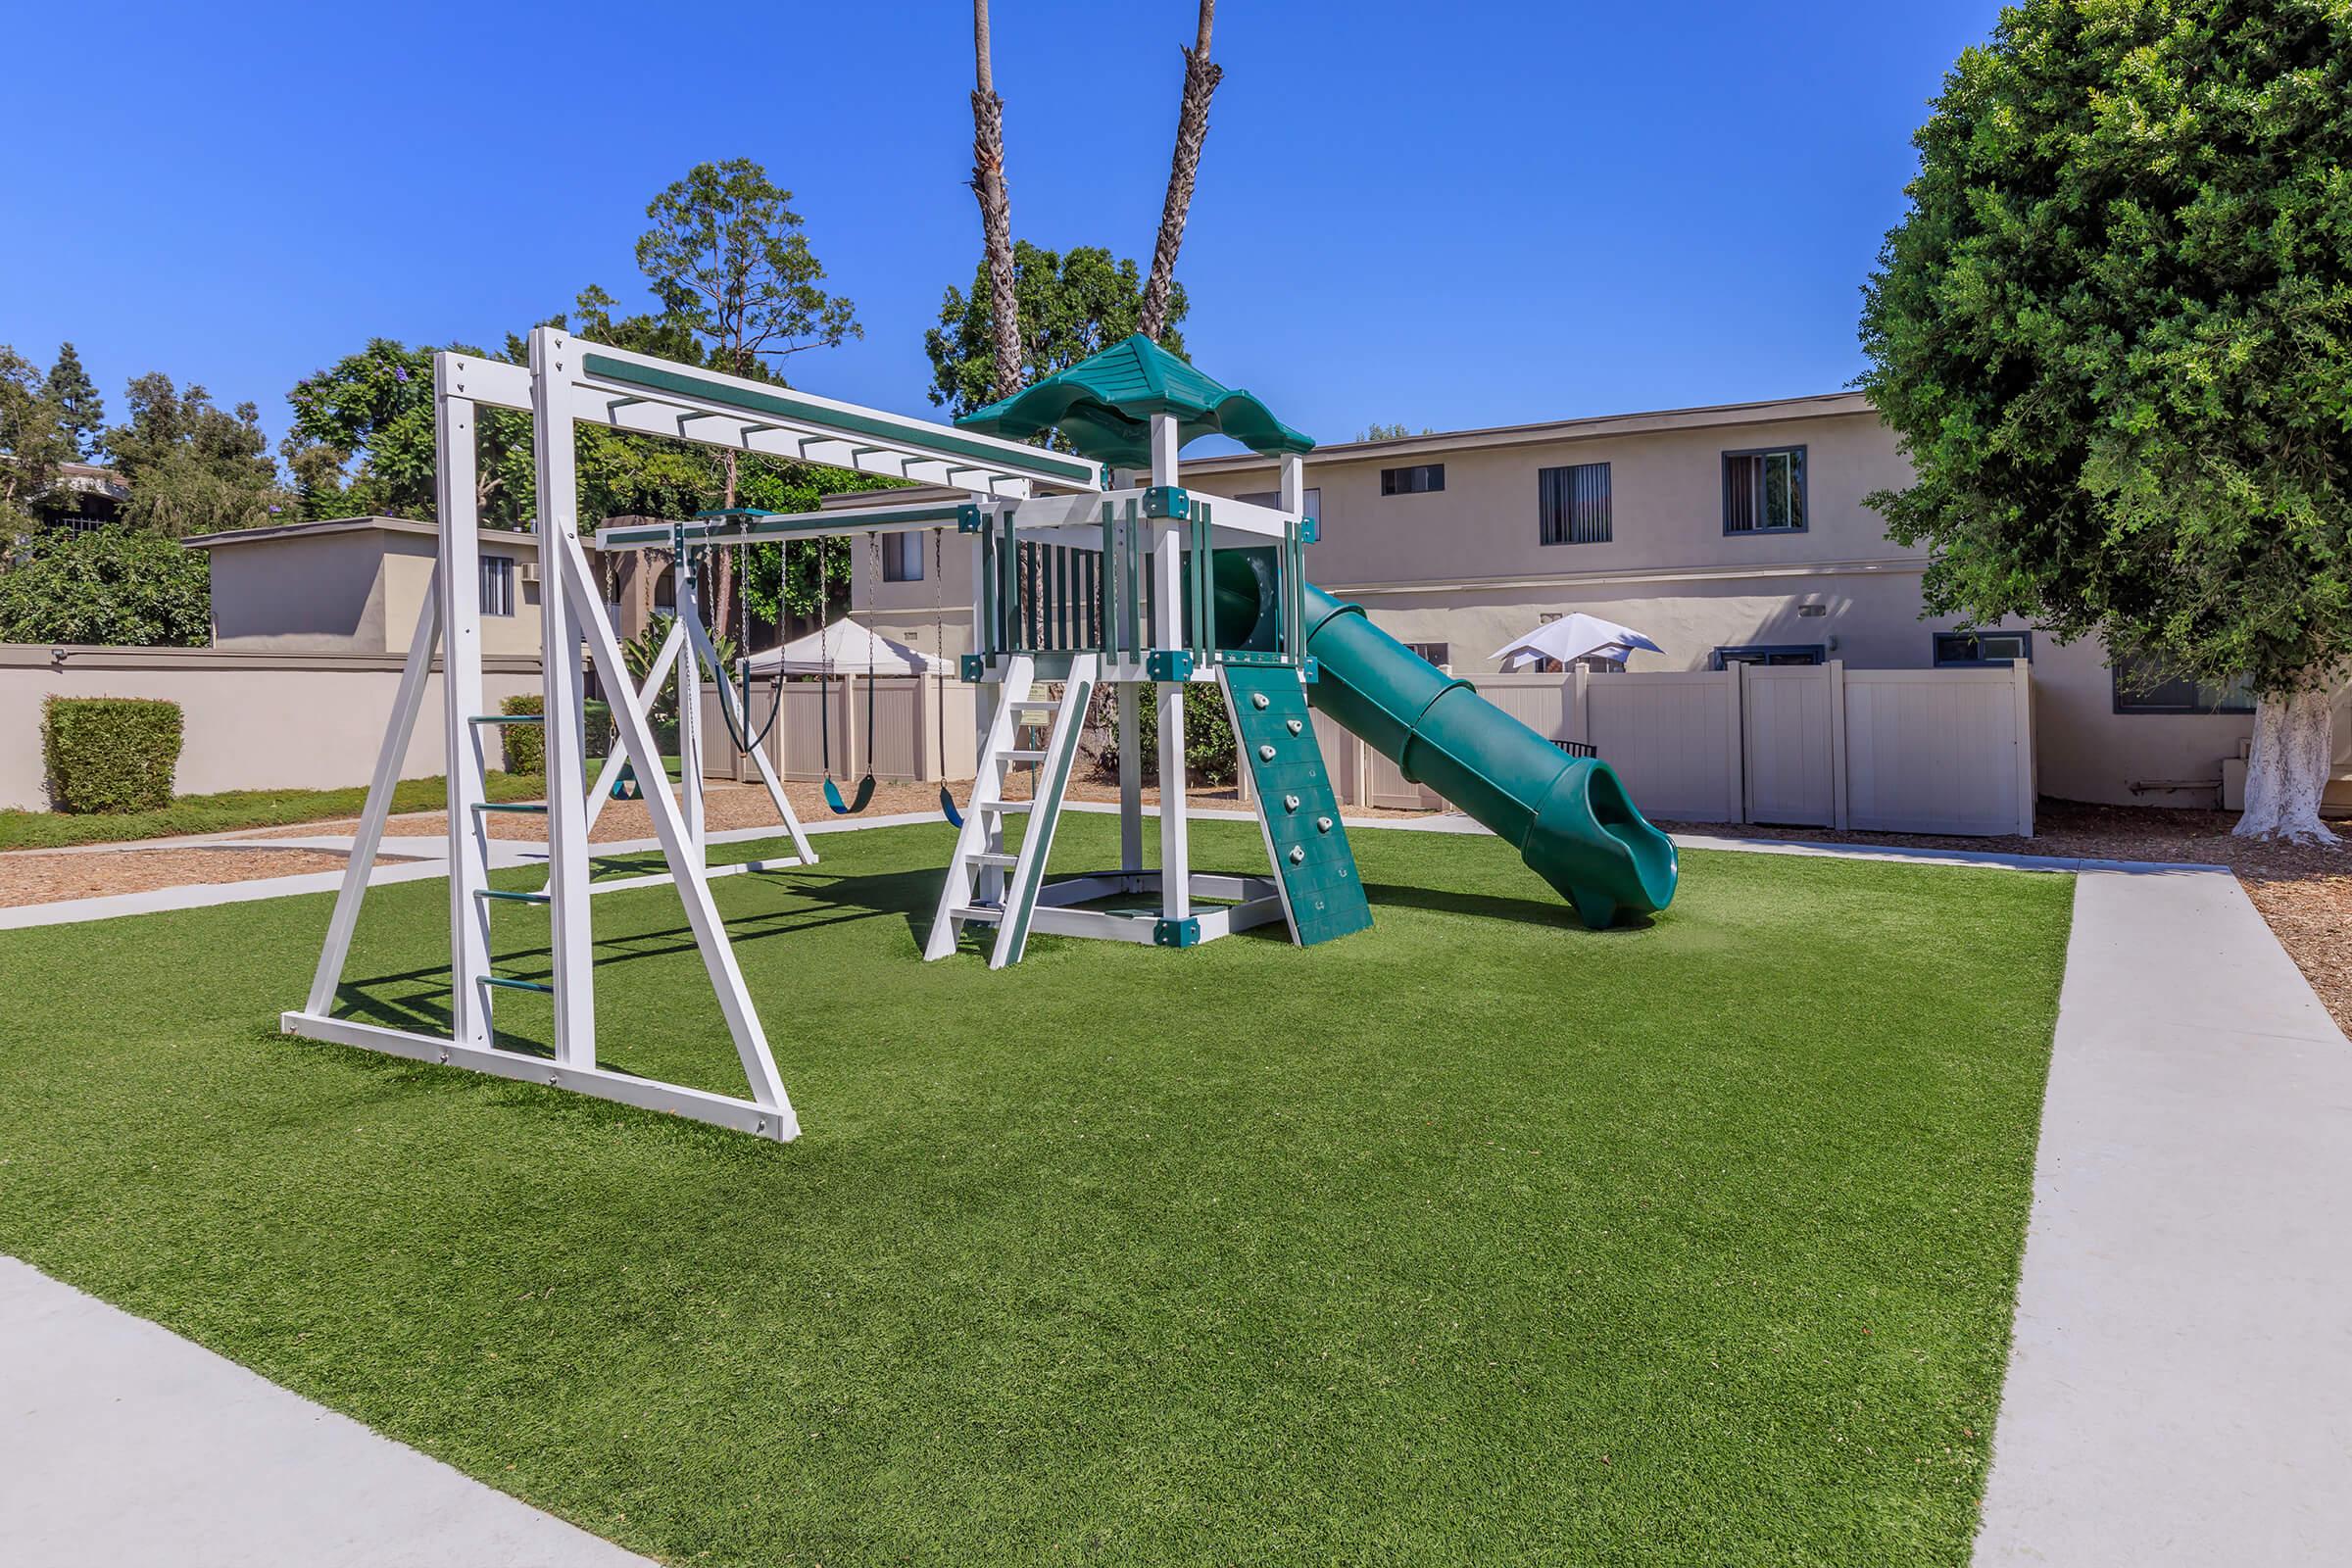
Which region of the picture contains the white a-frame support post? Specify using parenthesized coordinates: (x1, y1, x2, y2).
(282, 328, 802, 1142)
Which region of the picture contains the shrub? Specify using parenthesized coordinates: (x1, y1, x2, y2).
(0, 525, 211, 647)
(42, 696, 184, 812)
(1092, 679, 1238, 788)
(499, 693, 545, 773)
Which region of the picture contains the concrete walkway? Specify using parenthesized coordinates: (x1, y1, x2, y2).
(1974, 867, 2352, 1564)
(0, 1256, 655, 1568)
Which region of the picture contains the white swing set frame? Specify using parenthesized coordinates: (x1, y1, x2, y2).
(281, 327, 1103, 1142)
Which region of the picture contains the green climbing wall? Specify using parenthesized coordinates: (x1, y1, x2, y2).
(1222, 665, 1374, 947)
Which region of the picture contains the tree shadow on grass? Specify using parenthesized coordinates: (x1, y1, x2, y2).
(1362, 880, 1656, 934)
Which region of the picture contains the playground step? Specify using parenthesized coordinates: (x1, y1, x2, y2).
(973, 852, 1019, 869)
(479, 974, 554, 995)
(982, 800, 1033, 815)
(473, 888, 550, 905)
(949, 905, 1005, 924)
(1004, 749, 1049, 762)
(468, 713, 544, 726)
(472, 802, 549, 815)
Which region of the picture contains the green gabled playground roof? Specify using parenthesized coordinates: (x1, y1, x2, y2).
(956, 334, 1314, 470)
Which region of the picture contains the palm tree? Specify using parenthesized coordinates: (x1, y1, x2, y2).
(1138, 0, 1222, 343)
(970, 0, 1023, 398)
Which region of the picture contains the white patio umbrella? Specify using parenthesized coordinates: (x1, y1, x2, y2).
(745, 618, 952, 677)
(1488, 612, 1664, 671)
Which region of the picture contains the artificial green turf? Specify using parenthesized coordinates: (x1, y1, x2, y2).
(0, 770, 542, 850)
(0, 817, 2072, 1566)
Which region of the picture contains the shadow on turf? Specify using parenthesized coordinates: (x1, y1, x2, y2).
(1361, 880, 1654, 933)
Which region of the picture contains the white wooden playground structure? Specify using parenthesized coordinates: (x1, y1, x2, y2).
(286, 327, 1677, 1143)
(283, 327, 1344, 1142)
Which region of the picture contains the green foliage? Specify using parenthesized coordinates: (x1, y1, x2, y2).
(499, 692, 546, 773)
(1098, 678, 1237, 787)
(1355, 421, 1433, 442)
(620, 612, 736, 743)
(102, 373, 286, 537)
(0, 344, 72, 526)
(0, 525, 211, 646)
(40, 696, 182, 812)
(1859, 0, 2352, 696)
(0, 770, 542, 850)
(925, 241, 1188, 419)
(44, 343, 105, 459)
(284, 339, 536, 526)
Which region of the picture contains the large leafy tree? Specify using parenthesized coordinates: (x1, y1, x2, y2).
(633, 158, 861, 631)
(284, 338, 536, 525)
(0, 525, 211, 646)
(101, 374, 285, 537)
(925, 241, 1188, 419)
(1860, 0, 2352, 843)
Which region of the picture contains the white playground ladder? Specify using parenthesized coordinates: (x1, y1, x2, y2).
(463, 711, 562, 999)
(925, 653, 1099, 968)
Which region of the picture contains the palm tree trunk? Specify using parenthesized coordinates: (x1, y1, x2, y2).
(1138, 0, 1222, 343)
(971, 0, 1023, 399)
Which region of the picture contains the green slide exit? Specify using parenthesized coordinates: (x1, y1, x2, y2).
(1300, 584, 1679, 928)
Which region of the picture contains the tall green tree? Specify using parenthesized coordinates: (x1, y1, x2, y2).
(101, 374, 285, 537)
(1860, 0, 2352, 844)
(633, 158, 861, 631)
(0, 346, 71, 533)
(925, 241, 1188, 420)
(284, 339, 536, 525)
(44, 343, 105, 460)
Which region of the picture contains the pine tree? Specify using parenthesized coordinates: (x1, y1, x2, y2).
(44, 343, 105, 460)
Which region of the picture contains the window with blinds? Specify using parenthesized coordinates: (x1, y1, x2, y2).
(1380, 464, 1445, 496)
(1722, 445, 1807, 533)
(1538, 462, 1611, 545)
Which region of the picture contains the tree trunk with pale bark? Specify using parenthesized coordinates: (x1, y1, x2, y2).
(971, 1, 1022, 400)
(1138, 0, 1222, 343)
(2235, 676, 2342, 844)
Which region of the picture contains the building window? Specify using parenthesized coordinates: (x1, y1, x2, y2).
(1539, 462, 1611, 545)
(2112, 656, 2255, 714)
(1935, 630, 2033, 666)
(481, 556, 515, 617)
(1403, 641, 1450, 667)
(882, 531, 923, 582)
(1711, 644, 1824, 669)
(1381, 464, 1445, 497)
(1723, 446, 1807, 533)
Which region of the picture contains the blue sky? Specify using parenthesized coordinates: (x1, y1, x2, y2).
(2, 1, 2003, 461)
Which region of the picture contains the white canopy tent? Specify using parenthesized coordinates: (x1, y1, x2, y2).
(1489, 613, 1664, 672)
(746, 618, 953, 677)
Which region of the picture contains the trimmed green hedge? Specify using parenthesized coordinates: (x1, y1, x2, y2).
(42, 696, 185, 813)
(500, 693, 546, 773)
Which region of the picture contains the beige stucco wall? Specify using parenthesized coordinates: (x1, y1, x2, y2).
(206, 524, 544, 658)
(208, 531, 393, 652)
(1, 645, 544, 809)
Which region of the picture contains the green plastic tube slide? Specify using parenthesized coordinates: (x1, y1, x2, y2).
(1300, 584, 1679, 928)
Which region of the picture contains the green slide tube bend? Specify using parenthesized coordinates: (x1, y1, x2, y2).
(1300, 584, 1679, 927)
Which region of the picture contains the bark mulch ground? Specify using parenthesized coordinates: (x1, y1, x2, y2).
(0, 847, 351, 909)
(1661, 800, 2352, 1041)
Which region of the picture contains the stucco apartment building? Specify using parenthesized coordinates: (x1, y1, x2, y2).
(858, 391, 2321, 809)
(186, 515, 554, 658)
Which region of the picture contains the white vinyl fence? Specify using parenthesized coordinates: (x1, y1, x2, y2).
(1316, 662, 2034, 837)
(700, 674, 979, 785)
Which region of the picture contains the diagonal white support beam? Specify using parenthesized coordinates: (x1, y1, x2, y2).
(557, 528, 799, 1137)
(303, 576, 443, 1015)
(579, 616, 684, 837)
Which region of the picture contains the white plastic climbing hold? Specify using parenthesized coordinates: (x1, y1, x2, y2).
(1251, 692, 1270, 710)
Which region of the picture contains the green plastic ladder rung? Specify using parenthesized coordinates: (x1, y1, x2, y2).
(469, 713, 544, 725)
(473, 888, 550, 904)
(479, 974, 554, 994)
(473, 802, 549, 814)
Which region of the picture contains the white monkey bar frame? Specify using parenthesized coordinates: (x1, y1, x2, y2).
(281, 329, 1103, 1141)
